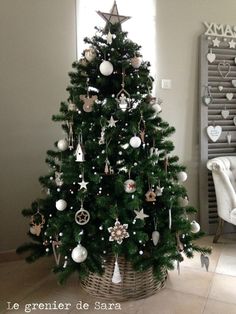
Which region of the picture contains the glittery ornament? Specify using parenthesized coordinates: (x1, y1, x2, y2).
(108, 218, 129, 244)
(124, 179, 136, 193)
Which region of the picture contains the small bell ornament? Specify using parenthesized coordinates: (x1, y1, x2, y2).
(75, 133, 85, 162)
(112, 256, 122, 284)
(71, 243, 88, 263)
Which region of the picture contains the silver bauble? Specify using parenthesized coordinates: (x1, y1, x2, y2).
(99, 60, 113, 76)
(55, 199, 67, 211)
(190, 220, 200, 233)
(71, 244, 88, 263)
(57, 139, 68, 151)
(129, 136, 141, 148)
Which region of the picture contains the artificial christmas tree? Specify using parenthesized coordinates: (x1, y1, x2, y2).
(17, 1, 210, 300)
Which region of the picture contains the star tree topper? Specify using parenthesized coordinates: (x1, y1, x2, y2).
(97, 1, 131, 30)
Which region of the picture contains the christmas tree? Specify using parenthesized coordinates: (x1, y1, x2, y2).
(17, 2, 211, 286)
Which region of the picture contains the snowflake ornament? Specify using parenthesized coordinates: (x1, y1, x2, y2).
(108, 218, 129, 244)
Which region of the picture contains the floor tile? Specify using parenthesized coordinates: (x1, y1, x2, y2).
(166, 267, 214, 297)
(203, 298, 236, 314)
(215, 255, 236, 276)
(208, 273, 236, 304)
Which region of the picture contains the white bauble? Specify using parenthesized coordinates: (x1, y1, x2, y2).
(152, 103, 162, 114)
(124, 179, 136, 193)
(129, 136, 141, 148)
(131, 56, 142, 69)
(191, 220, 200, 233)
(177, 171, 188, 182)
(152, 231, 160, 246)
(99, 60, 113, 76)
(56, 199, 67, 211)
(84, 47, 96, 62)
(57, 139, 68, 151)
(71, 244, 88, 263)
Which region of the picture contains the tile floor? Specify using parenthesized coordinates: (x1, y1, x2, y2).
(1, 235, 236, 314)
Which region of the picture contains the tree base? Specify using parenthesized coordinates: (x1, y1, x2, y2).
(80, 256, 167, 301)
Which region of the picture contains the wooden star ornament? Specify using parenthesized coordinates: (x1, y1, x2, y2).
(97, 1, 131, 30)
(134, 208, 149, 220)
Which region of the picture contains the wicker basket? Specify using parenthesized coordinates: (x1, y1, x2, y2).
(81, 256, 167, 301)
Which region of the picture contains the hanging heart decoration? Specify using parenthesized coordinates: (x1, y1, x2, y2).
(207, 49, 216, 63)
(218, 85, 223, 91)
(218, 61, 231, 78)
(221, 109, 229, 119)
(207, 125, 222, 142)
(232, 80, 236, 87)
(202, 95, 213, 105)
(226, 93, 233, 101)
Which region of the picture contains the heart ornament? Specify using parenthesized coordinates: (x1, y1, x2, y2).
(232, 80, 236, 87)
(226, 93, 233, 101)
(218, 61, 231, 78)
(221, 109, 229, 119)
(218, 85, 223, 91)
(207, 125, 222, 142)
(202, 95, 213, 105)
(207, 49, 216, 63)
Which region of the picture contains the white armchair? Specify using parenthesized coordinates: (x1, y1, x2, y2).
(207, 156, 236, 242)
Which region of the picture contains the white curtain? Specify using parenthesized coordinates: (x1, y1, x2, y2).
(76, 0, 157, 82)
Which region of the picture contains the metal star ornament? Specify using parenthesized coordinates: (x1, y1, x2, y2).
(97, 1, 131, 30)
(134, 208, 149, 221)
(78, 179, 89, 190)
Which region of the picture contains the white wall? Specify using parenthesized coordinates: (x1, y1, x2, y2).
(0, 0, 76, 251)
(2, 0, 236, 251)
(156, 0, 236, 210)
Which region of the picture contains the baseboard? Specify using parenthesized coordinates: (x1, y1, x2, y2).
(0, 249, 25, 263)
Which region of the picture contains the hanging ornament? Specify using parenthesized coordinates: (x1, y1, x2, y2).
(99, 126, 106, 145)
(227, 132, 232, 144)
(112, 255, 122, 284)
(169, 208, 172, 230)
(206, 48, 216, 63)
(139, 112, 146, 144)
(152, 98, 163, 114)
(55, 199, 67, 211)
(164, 152, 169, 174)
(218, 85, 223, 91)
(80, 95, 98, 112)
(84, 47, 97, 62)
(57, 139, 68, 151)
(104, 158, 114, 175)
(68, 100, 77, 111)
(78, 171, 89, 190)
(129, 135, 141, 148)
(207, 124, 222, 142)
(75, 201, 90, 225)
(67, 121, 74, 150)
(134, 208, 149, 220)
(99, 60, 114, 76)
(190, 220, 200, 233)
(232, 80, 236, 87)
(155, 182, 164, 196)
(71, 243, 88, 263)
(108, 116, 118, 127)
(124, 179, 136, 193)
(131, 55, 142, 69)
(29, 208, 45, 236)
(52, 236, 61, 266)
(177, 171, 188, 182)
(106, 30, 114, 44)
(202, 85, 213, 106)
(152, 218, 160, 246)
(221, 107, 229, 119)
(116, 69, 130, 110)
(108, 218, 129, 244)
(55, 171, 63, 187)
(145, 190, 156, 202)
(75, 133, 85, 162)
